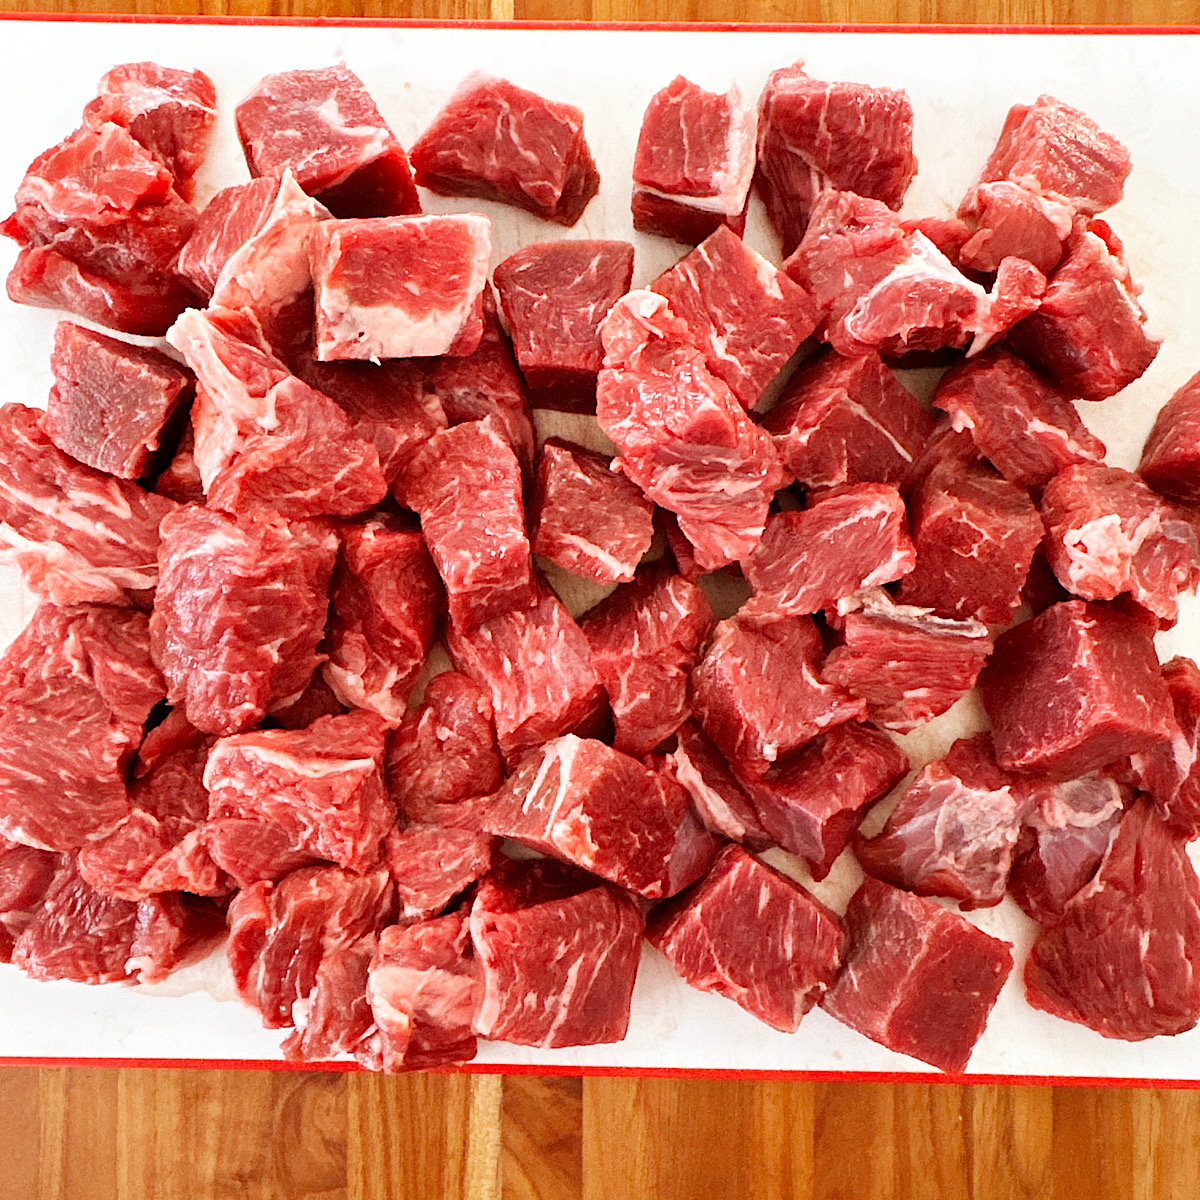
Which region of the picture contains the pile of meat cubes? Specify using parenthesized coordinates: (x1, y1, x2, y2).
(2, 55, 1200, 1075)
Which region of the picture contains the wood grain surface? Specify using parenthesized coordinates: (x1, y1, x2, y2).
(1, 0, 1198, 1196)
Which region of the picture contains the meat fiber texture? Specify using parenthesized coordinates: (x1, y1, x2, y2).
(384, 825, 492, 924)
(1130, 657, 1200, 838)
(631, 76, 756, 245)
(1140, 370, 1200, 504)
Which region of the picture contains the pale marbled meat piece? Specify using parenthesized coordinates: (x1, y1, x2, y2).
(236, 65, 420, 218)
(151, 506, 337, 736)
(1140, 370, 1200, 504)
(479, 735, 719, 900)
(581, 567, 713, 756)
(469, 856, 643, 1048)
(384, 825, 494, 924)
(1130, 657, 1200, 838)
(648, 843, 845, 1033)
(0, 403, 178, 606)
(0, 604, 164, 852)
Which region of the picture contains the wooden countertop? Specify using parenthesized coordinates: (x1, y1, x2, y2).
(1, 1, 1196, 1196)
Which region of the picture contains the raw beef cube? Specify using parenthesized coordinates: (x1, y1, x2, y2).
(310, 214, 490, 361)
(649, 225, 819, 411)
(204, 711, 394, 887)
(648, 844, 845, 1032)
(384, 826, 493, 924)
(83, 62, 217, 200)
(1041, 463, 1198, 626)
(369, 910, 481, 1070)
(151, 506, 337, 736)
(822, 876, 1013, 1073)
(738, 722, 908, 880)
(0, 403, 178, 605)
(902, 417, 984, 500)
(1006, 219, 1160, 400)
(1008, 773, 1128, 925)
(596, 290, 789, 570)
(227, 864, 393, 1030)
(126, 892, 222, 984)
(761, 349, 934, 491)
(480, 735, 718, 900)
(958, 181, 1072, 276)
(741, 485, 916, 617)
(0, 604, 164, 852)
(493, 239, 634, 411)
(932, 348, 1106, 489)
(410, 73, 599, 226)
(900, 215, 974, 266)
(1025, 799, 1200, 1040)
(754, 63, 916, 255)
(45, 321, 193, 480)
(691, 611, 866, 776)
(385, 672, 503, 825)
(235, 65, 420, 218)
(0, 840, 59, 958)
(530, 439, 654, 584)
(979, 600, 1176, 778)
(631, 76, 756, 244)
(581, 567, 714, 755)
(668, 721, 772, 849)
(469, 856, 644, 1046)
(401, 417, 535, 631)
(322, 515, 443, 723)
(895, 465, 1044, 625)
(855, 733, 1033, 909)
(1130, 657, 1200, 837)
(1140, 370, 1200, 503)
(823, 599, 993, 733)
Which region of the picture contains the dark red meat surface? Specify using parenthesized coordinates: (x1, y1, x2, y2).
(1140, 370, 1200, 504)
(384, 826, 493, 924)
(1130, 656, 1200, 838)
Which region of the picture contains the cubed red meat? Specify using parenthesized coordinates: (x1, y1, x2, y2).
(958, 181, 1071, 276)
(1130, 656, 1200, 838)
(384, 825, 493, 924)
(282, 933, 380, 1068)
(1140, 370, 1200, 504)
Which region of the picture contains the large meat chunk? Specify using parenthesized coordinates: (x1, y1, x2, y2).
(980, 600, 1176, 778)
(1140, 370, 1200, 504)
(0, 604, 164, 852)
(469, 856, 644, 1047)
(754, 64, 916, 255)
(822, 876, 1013, 1073)
(410, 73, 599, 226)
(236, 65, 420, 218)
(1130, 657, 1200, 838)
(1024, 800, 1200, 1040)
(0, 403, 177, 605)
(384, 826, 493, 924)
(649, 844, 844, 1032)
(596, 290, 788, 570)
(631, 76, 756, 245)
(581, 568, 714, 756)
(151, 506, 337, 736)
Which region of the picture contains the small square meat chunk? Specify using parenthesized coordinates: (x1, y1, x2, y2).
(480, 735, 718, 900)
(410, 72, 599, 226)
(855, 734, 1034, 910)
(761, 349, 934, 492)
(895, 466, 1044, 625)
(494, 240, 634, 411)
(596, 290, 789, 571)
(822, 876, 1013, 1073)
(1140, 370, 1200, 504)
(311, 214, 490, 362)
(738, 722, 908, 881)
(741, 484, 916, 618)
(447, 587, 607, 765)
(1130, 656, 1200, 838)
(957, 181, 1071, 276)
(691, 611, 866, 776)
(1040, 463, 1198, 626)
(469, 856, 644, 1047)
(979, 600, 1176, 779)
(322, 515, 443, 724)
(648, 844, 845, 1033)
(0, 840, 59, 959)
(236, 65, 420, 218)
(384, 826, 494, 924)
(1025, 800, 1200, 1041)
(45, 321, 192, 480)
(823, 600, 993, 733)
(204, 711, 394, 887)
(0, 403, 178, 605)
(754, 63, 916, 255)
(932, 348, 1105, 489)
(582, 567, 713, 756)
(631, 76, 757, 245)
(151, 506, 337, 737)
(531, 440, 654, 584)
(401, 417, 535, 632)
(649, 225, 818, 411)
(1006, 220, 1160, 400)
